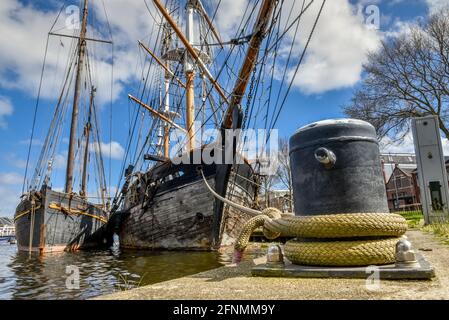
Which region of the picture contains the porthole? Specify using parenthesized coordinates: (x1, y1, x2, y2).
(196, 212, 205, 222)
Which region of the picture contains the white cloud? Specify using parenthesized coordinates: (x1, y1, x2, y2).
(384, 19, 415, 38)
(53, 153, 67, 170)
(0, 0, 385, 101)
(0, 172, 23, 217)
(380, 131, 449, 155)
(94, 141, 125, 160)
(0, 185, 20, 217)
(426, 0, 449, 14)
(387, 0, 407, 5)
(205, 0, 382, 95)
(0, 0, 158, 106)
(0, 0, 65, 98)
(19, 138, 44, 147)
(211, 0, 249, 39)
(3, 153, 27, 169)
(279, 0, 381, 94)
(0, 95, 13, 129)
(0, 172, 23, 185)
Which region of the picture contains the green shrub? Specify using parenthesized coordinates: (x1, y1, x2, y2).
(397, 210, 424, 229)
(422, 223, 449, 245)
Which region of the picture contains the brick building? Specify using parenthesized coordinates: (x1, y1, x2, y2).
(385, 165, 420, 211)
(381, 154, 449, 212)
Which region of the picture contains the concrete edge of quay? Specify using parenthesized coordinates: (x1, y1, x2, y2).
(93, 231, 449, 300)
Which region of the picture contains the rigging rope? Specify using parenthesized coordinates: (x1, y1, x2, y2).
(268, 0, 326, 135)
(23, 3, 66, 192)
(23, 34, 51, 194)
(101, 0, 115, 197)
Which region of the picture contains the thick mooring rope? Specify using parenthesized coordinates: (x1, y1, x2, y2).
(235, 208, 408, 267)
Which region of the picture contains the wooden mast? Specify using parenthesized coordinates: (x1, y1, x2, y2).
(185, 2, 196, 152)
(163, 71, 170, 158)
(65, 0, 89, 194)
(162, 22, 172, 158)
(152, 0, 229, 105)
(80, 86, 95, 198)
(223, 0, 276, 130)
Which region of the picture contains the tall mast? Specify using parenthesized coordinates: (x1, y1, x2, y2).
(65, 0, 89, 194)
(163, 22, 172, 158)
(185, 1, 196, 152)
(163, 64, 171, 158)
(80, 86, 95, 198)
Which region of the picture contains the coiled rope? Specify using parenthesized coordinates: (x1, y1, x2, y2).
(235, 208, 408, 267)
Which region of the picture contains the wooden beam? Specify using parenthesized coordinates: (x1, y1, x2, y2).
(152, 0, 229, 104)
(65, 0, 89, 194)
(223, 0, 276, 129)
(138, 41, 186, 88)
(193, 0, 223, 48)
(186, 72, 196, 151)
(128, 95, 187, 133)
(49, 32, 112, 44)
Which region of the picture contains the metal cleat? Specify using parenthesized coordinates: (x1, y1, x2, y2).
(266, 244, 285, 268)
(395, 239, 419, 268)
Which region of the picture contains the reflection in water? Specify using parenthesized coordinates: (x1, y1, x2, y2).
(0, 243, 260, 300)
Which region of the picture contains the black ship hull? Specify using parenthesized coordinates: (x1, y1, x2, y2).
(14, 188, 108, 254)
(117, 161, 257, 251)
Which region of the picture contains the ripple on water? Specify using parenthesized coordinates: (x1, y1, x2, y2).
(0, 243, 263, 300)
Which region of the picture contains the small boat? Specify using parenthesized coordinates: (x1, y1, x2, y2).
(0, 223, 15, 243)
(0, 237, 10, 243)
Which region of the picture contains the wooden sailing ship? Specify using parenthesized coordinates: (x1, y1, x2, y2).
(110, 0, 281, 250)
(15, 0, 111, 253)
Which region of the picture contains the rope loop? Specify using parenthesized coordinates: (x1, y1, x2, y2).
(234, 209, 408, 266)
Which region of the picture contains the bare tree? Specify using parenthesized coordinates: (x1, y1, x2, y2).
(344, 9, 449, 141)
(275, 138, 293, 211)
(257, 138, 293, 211)
(261, 174, 276, 208)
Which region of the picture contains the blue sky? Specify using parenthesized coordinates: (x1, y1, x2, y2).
(0, 0, 444, 216)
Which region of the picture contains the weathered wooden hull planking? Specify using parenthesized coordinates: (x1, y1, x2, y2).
(14, 188, 108, 254)
(119, 162, 256, 251)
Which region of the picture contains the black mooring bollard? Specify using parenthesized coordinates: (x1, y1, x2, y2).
(289, 119, 389, 216)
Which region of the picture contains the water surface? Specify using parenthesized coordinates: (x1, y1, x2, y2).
(0, 242, 259, 300)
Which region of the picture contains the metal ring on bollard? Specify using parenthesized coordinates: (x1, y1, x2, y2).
(314, 147, 336, 169)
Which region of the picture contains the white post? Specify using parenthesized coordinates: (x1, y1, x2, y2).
(412, 115, 449, 224)
(185, 3, 195, 73)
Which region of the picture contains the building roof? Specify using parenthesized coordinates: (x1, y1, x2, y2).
(399, 167, 415, 176)
(0, 217, 13, 226)
(381, 154, 416, 165)
(386, 165, 415, 185)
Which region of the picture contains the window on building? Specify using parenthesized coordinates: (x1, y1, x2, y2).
(396, 177, 402, 188)
(403, 177, 410, 187)
(393, 199, 399, 209)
